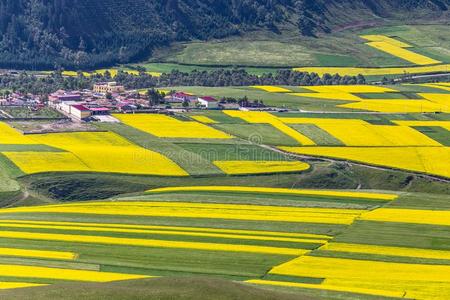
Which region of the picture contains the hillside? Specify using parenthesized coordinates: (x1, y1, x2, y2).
(1, 0, 449, 69)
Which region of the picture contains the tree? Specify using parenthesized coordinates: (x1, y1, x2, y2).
(147, 88, 164, 106)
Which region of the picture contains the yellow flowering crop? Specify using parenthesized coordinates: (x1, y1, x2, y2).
(320, 242, 450, 260)
(0, 264, 150, 282)
(0, 122, 35, 145)
(92, 69, 162, 77)
(0, 231, 308, 256)
(360, 35, 412, 48)
(361, 208, 450, 226)
(213, 160, 310, 175)
(339, 99, 449, 113)
(293, 64, 450, 77)
(0, 219, 332, 239)
(114, 114, 231, 139)
(10, 131, 188, 176)
(270, 256, 450, 280)
(0, 247, 76, 260)
(190, 115, 217, 124)
(146, 186, 398, 201)
(251, 86, 292, 93)
(270, 256, 450, 299)
(279, 118, 440, 146)
(2, 152, 90, 174)
(224, 111, 315, 145)
(302, 85, 398, 93)
(280, 146, 450, 178)
(62, 71, 90, 77)
(0, 222, 328, 244)
(15, 220, 330, 239)
(289, 92, 362, 101)
(246, 279, 404, 298)
(365, 41, 441, 65)
(419, 93, 450, 112)
(0, 282, 48, 290)
(393, 120, 450, 131)
(0, 201, 365, 225)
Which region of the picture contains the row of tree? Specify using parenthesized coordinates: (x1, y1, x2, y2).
(0, 69, 366, 95)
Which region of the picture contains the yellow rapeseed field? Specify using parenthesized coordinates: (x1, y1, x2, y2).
(0, 264, 150, 282)
(146, 186, 398, 201)
(279, 118, 440, 146)
(0, 247, 77, 260)
(360, 35, 412, 48)
(339, 99, 449, 113)
(190, 115, 217, 123)
(293, 64, 450, 77)
(62, 71, 90, 77)
(246, 279, 404, 298)
(320, 242, 450, 260)
(0, 222, 328, 244)
(213, 160, 310, 175)
(302, 85, 398, 93)
(0, 219, 332, 239)
(8, 131, 188, 176)
(0, 231, 308, 256)
(2, 152, 90, 174)
(393, 120, 450, 131)
(114, 114, 231, 139)
(0, 122, 36, 145)
(365, 41, 441, 65)
(224, 111, 315, 145)
(270, 256, 450, 299)
(419, 93, 450, 112)
(289, 92, 362, 101)
(360, 208, 450, 226)
(279, 146, 450, 178)
(63, 69, 162, 78)
(0, 282, 48, 290)
(251, 86, 293, 93)
(0, 201, 365, 225)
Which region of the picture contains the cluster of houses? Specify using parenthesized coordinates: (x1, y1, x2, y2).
(164, 92, 220, 109)
(47, 82, 225, 121)
(0, 92, 43, 107)
(1, 81, 268, 121)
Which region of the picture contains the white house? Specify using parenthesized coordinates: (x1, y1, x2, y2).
(197, 96, 219, 109)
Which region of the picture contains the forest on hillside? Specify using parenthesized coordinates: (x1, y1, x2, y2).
(0, 0, 449, 69)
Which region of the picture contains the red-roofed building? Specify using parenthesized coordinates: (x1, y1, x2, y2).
(197, 96, 219, 109)
(70, 104, 91, 119)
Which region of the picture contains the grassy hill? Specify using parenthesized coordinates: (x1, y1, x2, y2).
(142, 24, 450, 70)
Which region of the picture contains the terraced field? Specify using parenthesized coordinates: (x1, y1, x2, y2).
(0, 186, 449, 299)
(0, 187, 397, 294)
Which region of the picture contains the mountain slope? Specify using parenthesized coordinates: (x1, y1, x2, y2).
(0, 0, 449, 69)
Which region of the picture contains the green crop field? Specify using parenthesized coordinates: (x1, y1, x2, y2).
(141, 25, 450, 71)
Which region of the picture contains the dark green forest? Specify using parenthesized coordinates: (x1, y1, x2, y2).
(0, 0, 449, 69)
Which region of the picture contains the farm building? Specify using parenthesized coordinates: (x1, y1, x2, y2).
(197, 96, 219, 109)
(93, 82, 125, 94)
(69, 104, 92, 120)
(166, 92, 195, 104)
(48, 90, 81, 103)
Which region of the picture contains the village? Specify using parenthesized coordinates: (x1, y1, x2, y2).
(0, 82, 269, 122)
